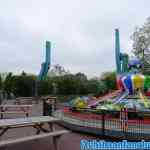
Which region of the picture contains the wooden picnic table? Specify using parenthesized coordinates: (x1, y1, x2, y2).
(0, 105, 32, 108)
(0, 116, 60, 137)
(0, 116, 69, 150)
(0, 105, 32, 119)
(15, 97, 34, 104)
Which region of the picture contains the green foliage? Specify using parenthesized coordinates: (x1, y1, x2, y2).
(87, 79, 100, 95)
(144, 75, 150, 91)
(47, 73, 89, 95)
(97, 81, 108, 95)
(100, 71, 117, 90)
(57, 74, 78, 94)
(38, 77, 53, 96)
(4, 72, 13, 96)
(131, 17, 150, 74)
(11, 73, 36, 97)
(0, 70, 117, 98)
(0, 75, 2, 90)
(74, 73, 88, 94)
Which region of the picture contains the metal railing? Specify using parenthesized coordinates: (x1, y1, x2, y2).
(53, 108, 150, 140)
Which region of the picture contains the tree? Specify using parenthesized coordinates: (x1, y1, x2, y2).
(87, 78, 100, 95)
(75, 72, 87, 81)
(37, 76, 53, 96)
(0, 75, 2, 90)
(131, 17, 150, 74)
(37, 80, 53, 96)
(4, 72, 13, 97)
(74, 73, 88, 94)
(11, 74, 36, 97)
(57, 74, 77, 94)
(97, 80, 108, 95)
(48, 64, 69, 77)
(100, 71, 117, 91)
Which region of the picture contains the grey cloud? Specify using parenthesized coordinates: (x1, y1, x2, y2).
(0, 0, 149, 77)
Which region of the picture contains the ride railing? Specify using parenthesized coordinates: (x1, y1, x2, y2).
(53, 108, 150, 140)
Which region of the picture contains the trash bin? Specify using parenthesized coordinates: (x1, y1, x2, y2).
(43, 100, 52, 116)
(43, 96, 57, 116)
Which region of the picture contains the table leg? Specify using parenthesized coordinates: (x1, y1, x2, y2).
(25, 112, 29, 117)
(38, 123, 49, 133)
(33, 123, 50, 134)
(52, 123, 55, 131)
(0, 107, 4, 119)
(0, 127, 9, 136)
(53, 135, 61, 150)
(48, 123, 56, 131)
(33, 124, 41, 134)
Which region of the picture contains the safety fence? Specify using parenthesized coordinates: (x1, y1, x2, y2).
(53, 108, 150, 140)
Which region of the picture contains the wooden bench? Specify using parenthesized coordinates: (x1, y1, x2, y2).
(0, 105, 32, 119)
(0, 130, 69, 150)
(15, 97, 34, 104)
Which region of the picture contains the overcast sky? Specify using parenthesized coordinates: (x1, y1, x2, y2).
(0, 0, 149, 77)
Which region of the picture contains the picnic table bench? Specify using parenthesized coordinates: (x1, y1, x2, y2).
(15, 97, 44, 105)
(0, 116, 59, 136)
(0, 116, 69, 150)
(0, 105, 32, 119)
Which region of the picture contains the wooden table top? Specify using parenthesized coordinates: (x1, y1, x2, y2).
(0, 116, 60, 127)
(0, 105, 32, 108)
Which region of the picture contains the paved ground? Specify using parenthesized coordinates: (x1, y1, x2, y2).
(0, 100, 99, 150)
(1, 130, 97, 150)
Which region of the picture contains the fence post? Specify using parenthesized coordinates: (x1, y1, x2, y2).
(102, 110, 105, 136)
(120, 108, 128, 138)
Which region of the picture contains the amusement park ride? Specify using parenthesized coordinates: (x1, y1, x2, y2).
(67, 28, 150, 110)
(38, 41, 51, 81)
(53, 29, 150, 139)
(114, 29, 150, 107)
(35, 41, 51, 96)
